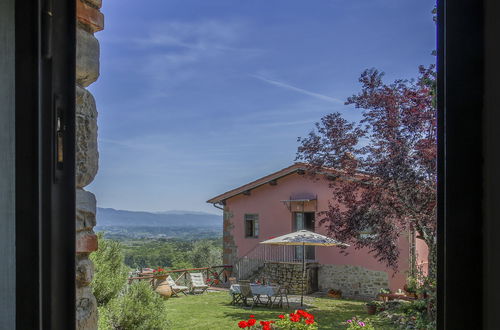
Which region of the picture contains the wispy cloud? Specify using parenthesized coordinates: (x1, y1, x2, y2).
(135, 20, 263, 55)
(250, 74, 344, 104)
(133, 20, 263, 96)
(259, 119, 316, 128)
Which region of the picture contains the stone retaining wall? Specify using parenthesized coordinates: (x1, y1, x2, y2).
(318, 265, 389, 299)
(75, 0, 104, 329)
(260, 262, 318, 294)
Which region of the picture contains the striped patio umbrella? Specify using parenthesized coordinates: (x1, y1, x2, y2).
(260, 230, 349, 306)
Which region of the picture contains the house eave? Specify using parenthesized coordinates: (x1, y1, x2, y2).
(206, 164, 307, 204)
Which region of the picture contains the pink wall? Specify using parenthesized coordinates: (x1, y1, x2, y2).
(224, 172, 426, 292)
(415, 236, 429, 275)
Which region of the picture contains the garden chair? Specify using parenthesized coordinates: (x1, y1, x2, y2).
(189, 272, 209, 294)
(228, 277, 244, 305)
(238, 281, 257, 309)
(166, 275, 189, 297)
(230, 290, 244, 305)
(269, 285, 289, 308)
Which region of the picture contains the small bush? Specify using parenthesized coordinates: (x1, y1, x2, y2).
(99, 281, 169, 330)
(90, 233, 129, 306)
(345, 316, 375, 329)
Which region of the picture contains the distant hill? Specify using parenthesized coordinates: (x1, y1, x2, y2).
(96, 208, 222, 228)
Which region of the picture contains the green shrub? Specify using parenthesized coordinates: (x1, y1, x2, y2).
(98, 281, 169, 330)
(90, 233, 129, 306)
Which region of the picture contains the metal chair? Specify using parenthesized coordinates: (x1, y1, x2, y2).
(229, 277, 244, 305)
(238, 281, 257, 308)
(270, 285, 290, 308)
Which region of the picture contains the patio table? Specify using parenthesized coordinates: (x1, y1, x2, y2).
(230, 284, 278, 307)
(230, 284, 277, 296)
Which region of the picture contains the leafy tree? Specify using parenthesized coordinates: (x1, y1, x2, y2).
(98, 281, 169, 330)
(190, 240, 223, 268)
(90, 233, 129, 306)
(296, 65, 437, 277)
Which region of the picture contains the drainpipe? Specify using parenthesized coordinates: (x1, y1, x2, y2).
(212, 202, 224, 211)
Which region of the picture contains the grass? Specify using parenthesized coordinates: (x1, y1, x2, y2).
(165, 291, 396, 329)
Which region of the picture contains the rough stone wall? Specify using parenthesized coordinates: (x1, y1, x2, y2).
(261, 262, 317, 294)
(318, 265, 389, 299)
(222, 206, 237, 267)
(75, 1, 104, 329)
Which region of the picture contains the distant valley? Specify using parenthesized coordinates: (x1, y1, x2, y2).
(95, 208, 223, 240)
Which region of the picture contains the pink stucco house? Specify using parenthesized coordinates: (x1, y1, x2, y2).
(207, 163, 428, 298)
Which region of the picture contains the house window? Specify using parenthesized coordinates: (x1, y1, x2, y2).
(293, 212, 315, 260)
(244, 214, 259, 238)
(293, 212, 315, 231)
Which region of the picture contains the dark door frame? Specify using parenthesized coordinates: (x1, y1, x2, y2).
(15, 1, 76, 329)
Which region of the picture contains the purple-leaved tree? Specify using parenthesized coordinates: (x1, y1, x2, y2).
(296, 65, 437, 277)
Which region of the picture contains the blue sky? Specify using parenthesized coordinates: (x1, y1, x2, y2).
(87, 0, 436, 214)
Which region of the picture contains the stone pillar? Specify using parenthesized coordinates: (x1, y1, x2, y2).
(222, 206, 237, 267)
(75, 1, 103, 329)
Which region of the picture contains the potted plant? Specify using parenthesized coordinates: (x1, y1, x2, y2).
(365, 301, 378, 315)
(152, 267, 172, 298)
(377, 288, 391, 301)
(152, 267, 169, 280)
(403, 276, 418, 298)
(327, 288, 342, 299)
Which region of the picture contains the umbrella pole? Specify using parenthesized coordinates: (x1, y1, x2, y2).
(301, 243, 305, 307)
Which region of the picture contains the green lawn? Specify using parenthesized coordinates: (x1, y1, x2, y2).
(165, 291, 396, 329)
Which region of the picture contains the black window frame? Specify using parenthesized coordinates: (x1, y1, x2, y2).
(15, 1, 76, 329)
(292, 211, 315, 232)
(244, 213, 259, 238)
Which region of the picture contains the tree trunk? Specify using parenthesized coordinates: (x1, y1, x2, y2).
(424, 235, 437, 322)
(425, 237, 437, 280)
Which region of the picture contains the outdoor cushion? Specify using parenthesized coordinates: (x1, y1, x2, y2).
(189, 273, 209, 293)
(166, 276, 188, 291)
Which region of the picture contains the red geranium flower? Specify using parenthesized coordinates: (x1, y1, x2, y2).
(238, 320, 248, 328)
(249, 315, 255, 318)
(306, 319, 315, 325)
(247, 319, 256, 326)
(290, 314, 301, 322)
(259, 321, 273, 330)
(297, 310, 309, 317)
(278, 315, 285, 319)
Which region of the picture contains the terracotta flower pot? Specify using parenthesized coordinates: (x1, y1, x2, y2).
(154, 278, 172, 298)
(328, 292, 342, 299)
(366, 305, 377, 315)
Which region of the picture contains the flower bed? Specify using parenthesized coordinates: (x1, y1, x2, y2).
(237, 310, 317, 329)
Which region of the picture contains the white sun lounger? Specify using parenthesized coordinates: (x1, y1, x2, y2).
(189, 272, 209, 294)
(166, 275, 189, 297)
